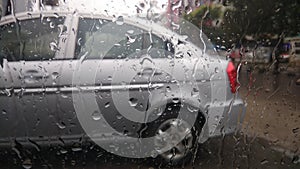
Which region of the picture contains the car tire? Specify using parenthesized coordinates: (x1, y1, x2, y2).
(153, 118, 201, 166)
(148, 103, 205, 166)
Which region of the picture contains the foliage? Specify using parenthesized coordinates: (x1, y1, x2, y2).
(185, 4, 223, 27)
(185, 0, 300, 48)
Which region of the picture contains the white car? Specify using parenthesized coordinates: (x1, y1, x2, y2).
(0, 6, 245, 165)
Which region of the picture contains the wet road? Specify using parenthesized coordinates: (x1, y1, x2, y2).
(0, 134, 299, 169)
(238, 63, 300, 154)
(0, 63, 299, 169)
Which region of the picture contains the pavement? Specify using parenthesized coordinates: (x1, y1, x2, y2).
(238, 62, 300, 156)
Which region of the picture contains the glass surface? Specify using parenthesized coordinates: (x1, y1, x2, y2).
(75, 18, 173, 59)
(0, 0, 299, 168)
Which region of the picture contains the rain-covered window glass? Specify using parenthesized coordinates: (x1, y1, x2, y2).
(1, 0, 300, 168)
(75, 18, 173, 59)
(0, 17, 64, 61)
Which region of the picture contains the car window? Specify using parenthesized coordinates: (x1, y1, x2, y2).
(74, 18, 174, 59)
(0, 17, 65, 61)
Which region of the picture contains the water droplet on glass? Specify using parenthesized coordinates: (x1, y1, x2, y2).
(292, 127, 299, 133)
(77, 38, 82, 46)
(92, 111, 101, 121)
(51, 72, 59, 80)
(165, 86, 171, 92)
(215, 67, 219, 73)
(123, 130, 128, 135)
(22, 159, 32, 169)
(215, 115, 220, 121)
(169, 60, 175, 67)
(105, 102, 110, 108)
(53, 13, 59, 18)
(172, 98, 180, 103)
(24, 75, 39, 84)
(175, 50, 183, 56)
(171, 22, 180, 30)
(49, 42, 59, 51)
(156, 108, 163, 116)
(49, 22, 55, 28)
(2, 109, 7, 115)
(117, 115, 123, 120)
(140, 57, 153, 66)
(265, 88, 271, 93)
(79, 51, 89, 63)
(187, 105, 198, 113)
(4, 88, 13, 97)
(260, 159, 269, 165)
(292, 156, 300, 164)
(107, 76, 112, 82)
(60, 149, 68, 154)
(60, 93, 68, 99)
(128, 98, 138, 107)
(56, 122, 66, 129)
(116, 16, 124, 25)
(71, 147, 82, 152)
(191, 88, 199, 97)
(46, 17, 51, 22)
(127, 36, 136, 43)
(171, 0, 182, 11)
(127, 30, 134, 34)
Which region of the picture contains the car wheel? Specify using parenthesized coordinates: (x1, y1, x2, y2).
(153, 118, 200, 166)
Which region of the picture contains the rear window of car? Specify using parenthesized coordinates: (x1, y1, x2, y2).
(74, 18, 174, 60)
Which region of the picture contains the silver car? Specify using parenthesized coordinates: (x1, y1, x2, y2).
(0, 8, 245, 164)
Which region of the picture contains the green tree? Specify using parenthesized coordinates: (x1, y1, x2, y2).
(184, 4, 228, 47)
(185, 0, 300, 47)
(223, 0, 300, 40)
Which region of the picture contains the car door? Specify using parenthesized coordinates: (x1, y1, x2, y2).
(0, 52, 15, 145)
(0, 13, 72, 143)
(58, 16, 180, 142)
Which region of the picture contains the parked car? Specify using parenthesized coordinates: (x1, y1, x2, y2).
(0, 7, 245, 165)
(278, 37, 300, 64)
(242, 46, 273, 64)
(277, 42, 291, 63)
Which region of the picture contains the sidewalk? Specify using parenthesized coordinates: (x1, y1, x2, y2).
(237, 67, 300, 156)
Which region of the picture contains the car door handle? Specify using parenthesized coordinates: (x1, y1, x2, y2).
(23, 69, 48, 83)
(137, 68, 162, 76)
